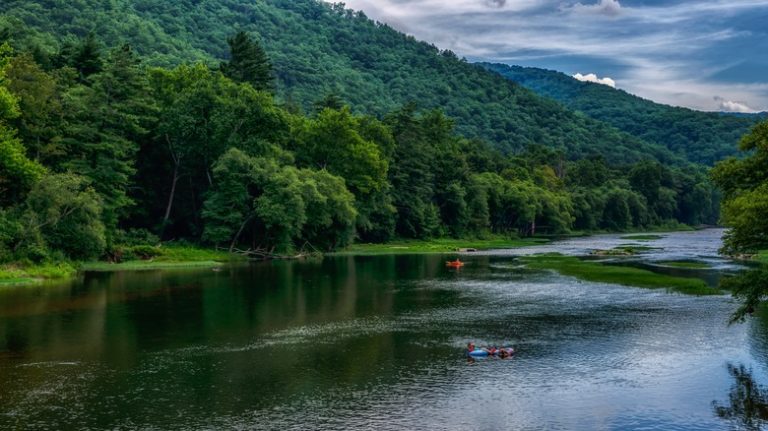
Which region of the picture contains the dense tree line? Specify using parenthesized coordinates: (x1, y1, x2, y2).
(0, 0, 690, 165)
(0, 33, 719, 265)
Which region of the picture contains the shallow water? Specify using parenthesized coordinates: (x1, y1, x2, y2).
(1, 229, 767, 430)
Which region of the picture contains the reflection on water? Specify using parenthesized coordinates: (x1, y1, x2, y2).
(0, 230, 764, 430)
(714, 364, 768, 430)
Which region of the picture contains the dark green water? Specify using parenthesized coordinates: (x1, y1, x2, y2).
(2, 230, 768, 430)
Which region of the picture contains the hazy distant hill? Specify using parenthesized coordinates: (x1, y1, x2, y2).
(0, 0, 686, 164)
(480, 63, 759, 165)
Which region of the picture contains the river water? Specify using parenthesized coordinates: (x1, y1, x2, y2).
(2, 229, 767, 430)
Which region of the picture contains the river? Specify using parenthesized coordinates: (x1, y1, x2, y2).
(1, 229, 767, 430)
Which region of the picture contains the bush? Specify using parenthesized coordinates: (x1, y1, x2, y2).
(114, 228, 160, 247)
(126, 245, 162, 260)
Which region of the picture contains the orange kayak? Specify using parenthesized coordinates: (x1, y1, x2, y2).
(446, 260, 465, 268)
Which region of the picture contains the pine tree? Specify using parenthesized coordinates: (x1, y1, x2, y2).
(72, 32, 103, 82)
(220, 31, 273, 92)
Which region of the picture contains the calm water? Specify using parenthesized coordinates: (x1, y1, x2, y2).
(2, 230, 768, 430)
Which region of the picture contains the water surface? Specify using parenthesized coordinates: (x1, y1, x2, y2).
(1, 230, 767, 430)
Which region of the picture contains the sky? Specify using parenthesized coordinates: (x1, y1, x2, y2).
(340, 0, 768, 112)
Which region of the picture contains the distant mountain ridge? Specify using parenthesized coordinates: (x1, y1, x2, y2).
(0, 0, 734, 165)
(479, 63, 760, 165)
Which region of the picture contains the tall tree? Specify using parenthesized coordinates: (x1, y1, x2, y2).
(712, 120, 768, 254)
(0, 44, 45, 206)
(712, 120, 768, 322)
(144, 64, 289, 238)
(4, 53, 63, 162)
(220, 31, 273, 92)
(59, 44, 155, 238)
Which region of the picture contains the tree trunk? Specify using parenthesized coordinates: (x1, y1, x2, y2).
(161, 135, 182, 239)
(229, 215, 254, 253)
(163, 162, 180, 225)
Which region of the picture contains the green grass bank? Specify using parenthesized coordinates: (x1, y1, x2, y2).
(1, 246, 242, 286)
(333, 237, 550, 255)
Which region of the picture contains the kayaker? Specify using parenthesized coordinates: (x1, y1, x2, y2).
(467, 342, 475, 352)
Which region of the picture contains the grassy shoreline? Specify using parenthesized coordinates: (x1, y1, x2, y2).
(0, 246, 242, 286)
(331, 237, 550, 255)
(0, 262, 79, 286)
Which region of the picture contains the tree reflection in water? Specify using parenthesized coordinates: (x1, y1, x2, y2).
(713, 364, 768, 430)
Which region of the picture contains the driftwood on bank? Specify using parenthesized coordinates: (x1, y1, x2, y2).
(220, 242, 323, 261)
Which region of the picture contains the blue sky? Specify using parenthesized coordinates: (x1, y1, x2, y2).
(341, 0, 768, 112)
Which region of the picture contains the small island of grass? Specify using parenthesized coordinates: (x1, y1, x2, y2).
(591, 244, 660, 256)
(620, 234, 664, 241)
(521, 253, 720, 295)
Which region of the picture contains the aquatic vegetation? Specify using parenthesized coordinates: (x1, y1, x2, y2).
(590, 244, 660, 256)
(658, 261, 711, 269)
(522, 253, 720, 295)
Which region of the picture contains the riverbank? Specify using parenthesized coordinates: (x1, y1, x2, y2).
(0, 228, 716, 287)
(81, 246, 241, 272)
(0, 262, 78, 286)
(0, 246, 242, 286)
(332, 237, 551, 255)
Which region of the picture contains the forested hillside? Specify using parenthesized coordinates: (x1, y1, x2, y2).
(0, 0, 726, 271)
(480, 63, 761, 165)
(0, 0, 680, 164)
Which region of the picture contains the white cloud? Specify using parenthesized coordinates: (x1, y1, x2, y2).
(714, 96, 759, 113)
(573, 73, 616, 87)
(567, 0, 623, 17)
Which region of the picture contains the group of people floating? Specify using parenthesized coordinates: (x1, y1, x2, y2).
(467, 342, 515, 359)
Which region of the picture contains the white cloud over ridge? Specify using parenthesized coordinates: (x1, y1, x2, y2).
(567, 0, 622, 17)
(714, 96, 758, 113)
(340, 0, 768, 112)
(573, 73, 616, 87)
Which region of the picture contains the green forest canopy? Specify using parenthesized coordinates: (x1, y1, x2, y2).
(480, 63, 762, 165)
(0, 0, 697, 165)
